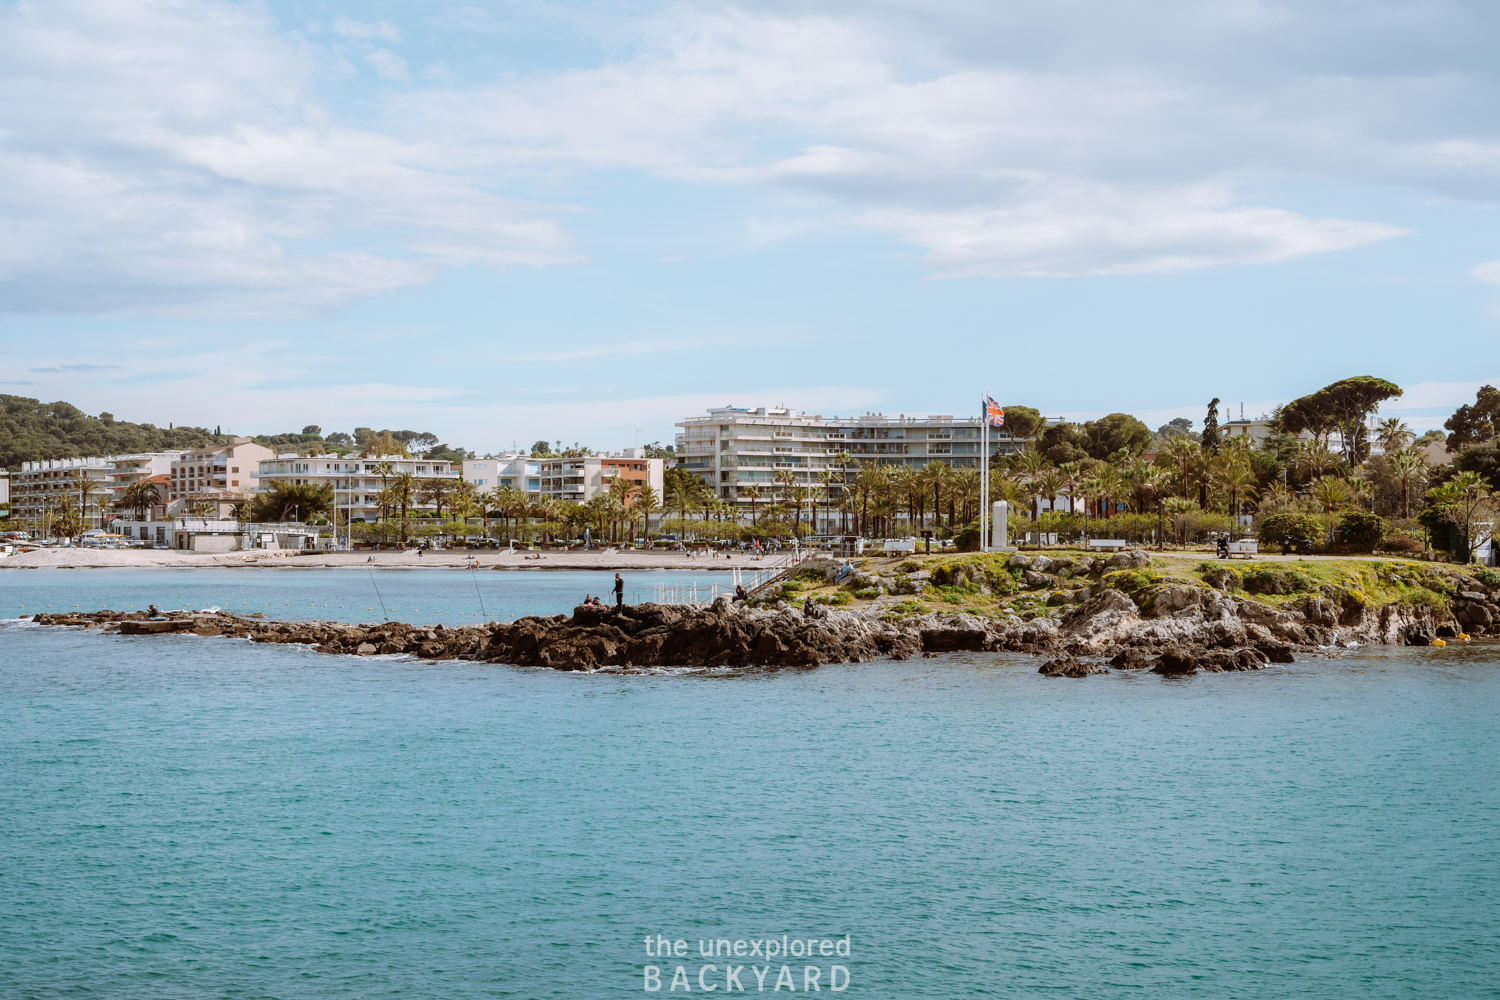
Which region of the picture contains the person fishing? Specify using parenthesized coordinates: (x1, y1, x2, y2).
(613, 573, 624, 610)
(147, 604, 160, 618)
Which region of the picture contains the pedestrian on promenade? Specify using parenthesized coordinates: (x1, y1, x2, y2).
(613, 573, 624, 610)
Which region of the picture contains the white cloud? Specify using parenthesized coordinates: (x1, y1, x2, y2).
(390, 6, 1435, 275)
(1379, 379, 1499, 411)
(11, 0, 1500, 318)
(0, 0, 576, 319)
(334, 17, 401, 42)
(366, 49, 410, 82)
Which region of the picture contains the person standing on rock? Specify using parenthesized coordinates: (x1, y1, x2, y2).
(613, 573, 624, 610)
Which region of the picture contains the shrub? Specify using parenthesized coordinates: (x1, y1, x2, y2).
(825, 591, 853, 606)
(1338, 509, 1386, 549)
(1241, 566, 1315, 595)
(1475, 568, 1500, 590)
(1381, 534, 1423, 553)
(897, 560, 922, 573)
(1198, 564, 1242, 591)
(953, 521, 981, 552)
(1258, 512, 1323, 546)
(854, 587, 883, 600)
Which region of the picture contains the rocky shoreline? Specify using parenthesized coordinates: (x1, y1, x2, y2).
(24, 564, 1470, 675)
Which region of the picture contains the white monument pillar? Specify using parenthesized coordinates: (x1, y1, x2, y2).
(991, 500, 1016, 552)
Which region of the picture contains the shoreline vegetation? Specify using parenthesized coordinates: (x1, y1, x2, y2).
(22, 550, 1495, 676)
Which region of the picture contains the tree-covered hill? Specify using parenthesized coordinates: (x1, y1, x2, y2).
(0, 396, 473, 470)
(0, 395, 220, 470)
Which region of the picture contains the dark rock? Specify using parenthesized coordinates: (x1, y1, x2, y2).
(118, 619, 196, 635)
(920, 628, 989, 653)
(1109, 647, 1155, 669)
(1039, 656, 1105, 678)
(1151, 646, 1200, 675)
(1256, 641, 1296, 663)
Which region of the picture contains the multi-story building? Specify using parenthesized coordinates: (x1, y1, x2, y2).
(674, 406, 1031, 503)
(0, 469, 8, 510)
(167, 438, 275, 504)
(460, 454, 542, 496)
(250, 453, 461, 522)
(11, 456, 123, 532)
(536, 450, 665, 505)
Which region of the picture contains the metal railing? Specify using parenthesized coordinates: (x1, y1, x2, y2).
(645, 549, 810, 605)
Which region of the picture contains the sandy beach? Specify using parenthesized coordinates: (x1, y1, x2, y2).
(0, 544, 1399, 571)
(0, 547, 766, 571)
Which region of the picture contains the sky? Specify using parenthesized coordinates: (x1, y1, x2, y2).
(1, 0, 1498, 453)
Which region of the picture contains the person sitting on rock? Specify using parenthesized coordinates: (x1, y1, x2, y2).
(147, 604, 160, 618)
(733, 584, 749, 603)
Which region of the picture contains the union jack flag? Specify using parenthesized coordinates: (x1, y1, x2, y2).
(984, 396, 1005, 428)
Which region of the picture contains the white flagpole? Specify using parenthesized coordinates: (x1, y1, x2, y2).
(981, 394, 989, 553)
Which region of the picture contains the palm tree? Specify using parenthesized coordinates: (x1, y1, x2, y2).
(635, 484, 661, 540)
(816, 469, 837, 536)
(773, 468, 796, 505)
(1136, 467, 1169, 549)
(833, 451, 854, 531)
(1389, 448, 1425, 519)
(1159, 435, 1200, 500)
(1095, 466, 1123, 520)
(1376, 417, 1412, 454)
(1308, 476, 1352, 515)
(390, 472, 419, 543)
(419, 477, 455, 517)
(1058, 461, 1083, 516)
(73, 471, 103, 534)
(953, 466, 980, 525)
(922, 462, 951, 530)
(853, 462, 882, 537)
(1034, 470, 1064, 519)
(1213, 461, 1257, 535)
(741, 484, 763, 526)
(607, 474, 640, 538)
(114, 480, 160, 521)
(1294, 441, 1340, 482)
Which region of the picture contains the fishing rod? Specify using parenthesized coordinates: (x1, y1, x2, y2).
(367, 567, 390, 620)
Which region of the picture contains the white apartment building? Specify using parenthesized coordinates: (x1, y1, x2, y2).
(460, 454, 542, 495)
(675, 406, 1026, 501)
(250, 454, 461, 521)
(0, 470, 8, 509)
(12, 456, 129, 531)
(536, 450, 665, 505)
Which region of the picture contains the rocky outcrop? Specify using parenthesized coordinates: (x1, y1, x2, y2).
(27, 566, 1466, 676)
(485, 599, 920, 669)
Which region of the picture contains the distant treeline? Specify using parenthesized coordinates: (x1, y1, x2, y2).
(0, 395, 220, 470)
(0, 398, 470, 470)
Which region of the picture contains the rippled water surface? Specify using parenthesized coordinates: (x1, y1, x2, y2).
(2, 571, 1498, 998)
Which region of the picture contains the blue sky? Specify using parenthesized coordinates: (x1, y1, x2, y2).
(1, 0, 1497, 453)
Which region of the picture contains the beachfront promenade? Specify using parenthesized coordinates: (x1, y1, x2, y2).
(0, 547, 779, 571)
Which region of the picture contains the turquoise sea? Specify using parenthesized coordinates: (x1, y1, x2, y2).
(2, 569, 1498, 998)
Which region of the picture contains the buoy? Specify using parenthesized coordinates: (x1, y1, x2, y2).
(1433, 638, 1447, 647)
